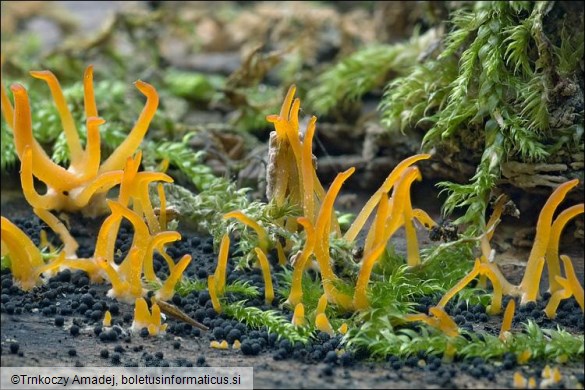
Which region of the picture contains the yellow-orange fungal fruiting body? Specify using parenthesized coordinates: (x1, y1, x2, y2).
(143, 231, 182, 282)
(428, 307, 459, 337)
(517, 350, 532, 365)
(437, 258, 504, 315)
(545, 204, 584, 293)
(377, 166, 421, 248)
(315, 313, 334, 336)
(292, 303, 306, 327)
(214, 234, 231, 295)
(404, 306, 459, 338)
(313, 167, 355, 310)
(1, 216, 66, 290)
(2, 65, 160, 217)
(560, 255, 584, 311)
(363, 192, 390, 258)
(513, 372, 527, 389)
(155, 254, 192, 302)
(157, 183, 167, 231)
(254, 247, 275, 305)
(132, 297, 167, 336)
(103, 310, 112, 327)
(499, 299, 515, 341)
(353, 244, 386, 311)
(224, 211, 269, 252)
(519, 179, 579, 304)
(316, 293, 328, 317)
(544, 255, 584, 318)
(287, 217, 316, 307)
(343, 154, 431, 243)
(275, 241, 287, 266)
(34, 207, 79, 258)
(208, 275, 222, 314)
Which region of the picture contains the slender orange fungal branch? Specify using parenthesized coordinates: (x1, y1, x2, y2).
(545, 204, 584, 293)
(412, 208, 437, 229)
(214, 234, 231, 295)
(353, 244, 387, 311)
(316, 293, 328, 316)
(1, 216, 45, 290)
(79, 116, 104, 179)
(429, 306, 459, 337)
(486, 194, 507, 241)
(157, 183, 167, 231)
(275, 241, 287, 266)
(33, 208, 79, 258)
(301, 116, 317, 222)
(314, 167, 355, 282)
(287, 217, 316, 307)
(83, 65, 97, 118)
(124, 247, 145, 300)
(98, 257, 131, 302)
(499, 299, 515, 341)
(12, 84, 81, 189)
(404, 306, 458, 337)
(30, 70, 83, 164)
(156, 254, 192, 302)
(224, 211, 269, 252)
(519, 179, 579, 304)
(363, 192, 389, 255)
(0, 58, 14, 127)
(344, 154, 431, 242)
(479, 263, 503, 315)
(254, 247, 274, 305)
(391, 166, 422, 267)
(437, 259, 481, 308)
(208, 275, 222, 314)
(99, 80, 159, 172)
(560, 255, 584, 311)
(143, 231, 181, 282)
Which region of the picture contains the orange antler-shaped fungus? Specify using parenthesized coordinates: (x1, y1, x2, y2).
(518, 179, 579, 304)
(2, 65, 159, 216)
(266, 85, 331, 231)
(1, 216, 66, 290)
(544, 255, 584, 319)
(343, 154, 431, 242)
(131, 297, 168, 336)
(155, 254, 192, 302)
(438, 258, 504, 314)
(545, 204, 584, 293)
